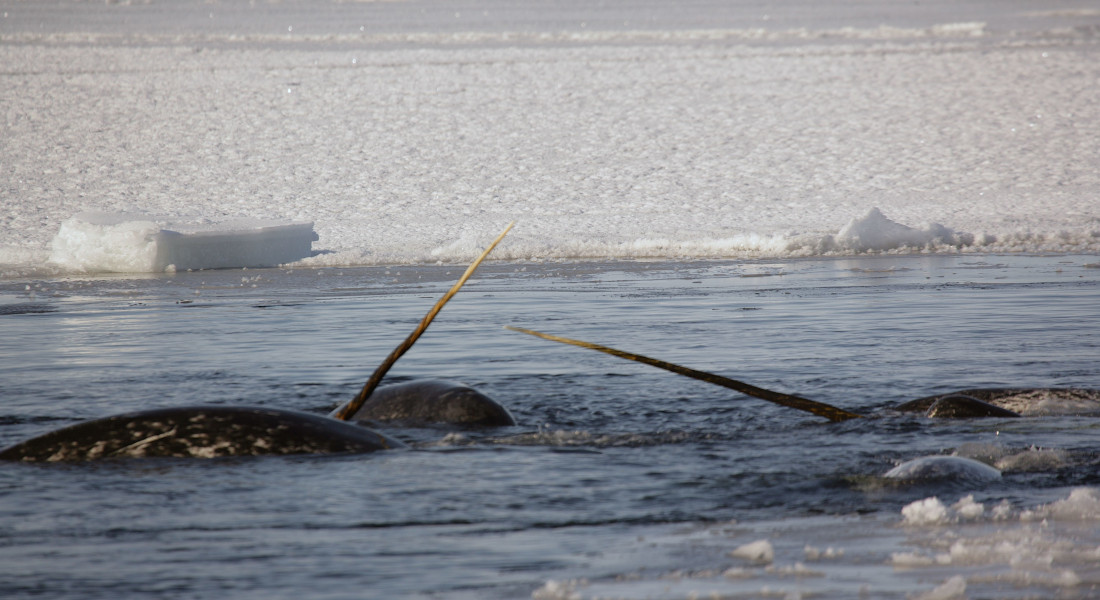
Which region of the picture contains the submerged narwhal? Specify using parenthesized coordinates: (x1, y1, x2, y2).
(503, 326, 1099, 484)
(0, 405, 406, 462)
(334, 379, 515, 427)
(504, 326, 1100, 421)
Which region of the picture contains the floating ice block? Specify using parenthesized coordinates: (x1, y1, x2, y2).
(833, 207, 963, 252)
(49, 211, 318, 273)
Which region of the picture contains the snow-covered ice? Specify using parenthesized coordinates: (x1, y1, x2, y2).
(729, 539, 775, 563)
(37, 204, 982, 273)
(830, 208, 970, 253)
(47, 211, 317, 273)
(2, 1, 1099, 276)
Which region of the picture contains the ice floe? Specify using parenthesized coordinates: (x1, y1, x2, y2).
(47, 211, 317, 273)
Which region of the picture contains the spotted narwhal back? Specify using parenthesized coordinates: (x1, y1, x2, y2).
(0, 406, 404, 462)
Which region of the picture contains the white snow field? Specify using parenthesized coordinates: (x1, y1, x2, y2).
(2, 1, 1098, 274)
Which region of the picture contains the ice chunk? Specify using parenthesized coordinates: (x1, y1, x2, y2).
(803, 545, 843, 560)
(912, 575, 966, 600)
(891, 551, 942, 567)
(48, 211, 317, 273)
(729, 539, 774, 563)
(1046, 488, 1100, 520)
(1022, 487, 1100, 521)
(901, 497, 949, 526)
(531, 578, 586, 600)
(952, 495, 985, 520)
(832, 207, 971, 252)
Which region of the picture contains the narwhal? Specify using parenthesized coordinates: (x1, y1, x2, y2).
(504, 326, 1099, 421)
(503, 326, 1098, 482)
(334, 379, 515, 428)
(0, 224, 515, 462)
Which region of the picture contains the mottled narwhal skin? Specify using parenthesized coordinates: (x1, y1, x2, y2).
(0, 406, 405, 462)
(0, 381, 511, 463)
(336, 379, 517, 427)
(3, 382, 1095, 464)
(896, 388, 1100, 418)
(915, 394, 1022, 419)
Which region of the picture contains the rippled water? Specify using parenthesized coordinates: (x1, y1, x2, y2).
(2, 255, 1099, 599)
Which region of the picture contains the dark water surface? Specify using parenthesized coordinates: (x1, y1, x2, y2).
(2, 255, 1099, 599)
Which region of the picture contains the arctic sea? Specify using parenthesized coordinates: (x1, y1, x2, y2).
(2, 255, 1100, 599)
(2, 1, 1100, 598)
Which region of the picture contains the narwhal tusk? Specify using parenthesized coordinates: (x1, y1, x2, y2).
(504, 325, 863, 423)
(331, 222, 515, 421)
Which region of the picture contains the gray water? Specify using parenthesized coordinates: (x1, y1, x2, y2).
(2, 255, 1099, 599)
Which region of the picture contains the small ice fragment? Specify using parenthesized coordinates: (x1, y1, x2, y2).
(765, 562, 823, 577)
(531, 579, 585, 600)
(803, 545, 843, 560)
(1055, 569, 1082, 587)
(722, 566, 755, 579)
(833, 207, 968, 252)
(913, 575, 966, 600)
(952, 494, 985, 520)
(991, 499, 1013, 520)
(729, 539, 774, 563)
(902, 497, 948, 526)
(890, 551, 936, 567)
(1042, 487, 1100, 521)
